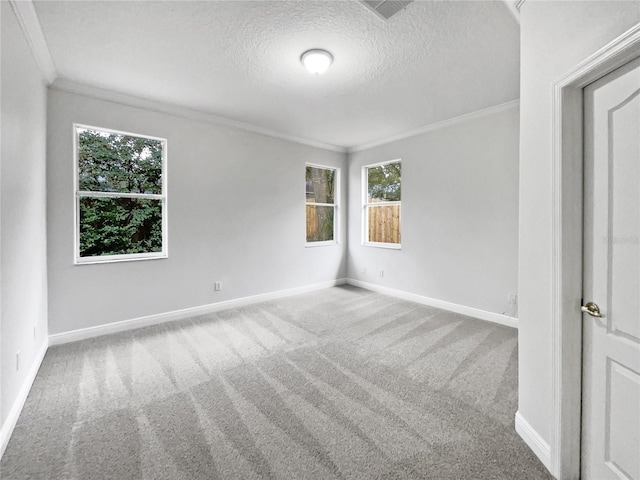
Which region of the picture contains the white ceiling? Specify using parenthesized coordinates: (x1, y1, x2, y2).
(32, 0, 520, 150)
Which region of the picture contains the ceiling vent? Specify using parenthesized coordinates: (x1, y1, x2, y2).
(359, 0, 414, 20)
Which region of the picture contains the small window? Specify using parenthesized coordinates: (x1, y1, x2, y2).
(363, 160, 401, 247)
(305, 164, 338, 245)
(74, 124, 167, 264)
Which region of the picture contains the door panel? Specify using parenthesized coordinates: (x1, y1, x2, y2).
(609, 90, 640, 342)
(608, 359, 640, 479)
(582, 56, 640, 480)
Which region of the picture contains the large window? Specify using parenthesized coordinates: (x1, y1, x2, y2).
(74, 124, 167, 264)
(363, 160, 401, 247)
(305, 164, 338, 245)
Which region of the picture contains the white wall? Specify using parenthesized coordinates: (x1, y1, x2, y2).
(1, 1, 49, 443)
(47, 88, 347, 335)
(347, 104, 519, 317)
(518, 0, 639, 458)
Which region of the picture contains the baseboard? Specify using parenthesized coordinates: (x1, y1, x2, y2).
(1, 339, 49, 459)
(346, 279, 518, 328)
(515, 411, 552, 473)
(49, 278, 348, 345)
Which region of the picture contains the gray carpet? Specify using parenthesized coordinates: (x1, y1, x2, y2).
(1, 286, 552, 479)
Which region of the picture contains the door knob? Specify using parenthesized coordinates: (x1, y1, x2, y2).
(581, 302, 605, 318)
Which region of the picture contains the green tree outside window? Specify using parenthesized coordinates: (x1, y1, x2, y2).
(76, 126, 166, 261)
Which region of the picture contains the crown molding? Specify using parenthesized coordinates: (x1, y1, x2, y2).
(50, 79, 347, 153)
(502, 0, 525, 24)
(347, 99, 520, 154)
(502, 0, 520, 24)
(8, 0, 56, 84)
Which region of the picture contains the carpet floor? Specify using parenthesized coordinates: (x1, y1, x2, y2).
(1, 285, 552, 479)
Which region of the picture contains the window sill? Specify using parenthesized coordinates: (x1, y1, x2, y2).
(305, 241, 339, 248)
(362, 242, 401, 250)
(75, 252, 167, 265)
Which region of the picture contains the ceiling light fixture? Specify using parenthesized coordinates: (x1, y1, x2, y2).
(301, 49, 333, 75)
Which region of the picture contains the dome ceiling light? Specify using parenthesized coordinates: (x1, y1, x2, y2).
(301, 49, 333, 75)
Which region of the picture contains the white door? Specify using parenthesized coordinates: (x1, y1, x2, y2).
(582, 57, 640, 480)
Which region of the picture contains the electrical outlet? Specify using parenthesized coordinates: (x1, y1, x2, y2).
(508, 293, 518, 305)
(16, 351, 21, 371)
(379, 269, 384, 278)
(362, 267, 366, 274)
(215, 281, 222, 291)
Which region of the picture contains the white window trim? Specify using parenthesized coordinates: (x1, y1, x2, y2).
(305, 163, 339, 247)
(73, 123, 168, 265)
(362, 159, 402, 249)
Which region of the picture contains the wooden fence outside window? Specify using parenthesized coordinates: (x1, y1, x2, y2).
(368, 204, 401, 244)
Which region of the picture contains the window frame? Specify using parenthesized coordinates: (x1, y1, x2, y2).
(73, 123, 168, 265)
(362, 159, 402, 249)
(305, 163, 339, 247)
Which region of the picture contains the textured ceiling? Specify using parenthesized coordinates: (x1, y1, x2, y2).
(33, 0, 519, 149)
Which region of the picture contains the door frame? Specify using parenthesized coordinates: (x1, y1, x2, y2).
(551, 23, 640, 480)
